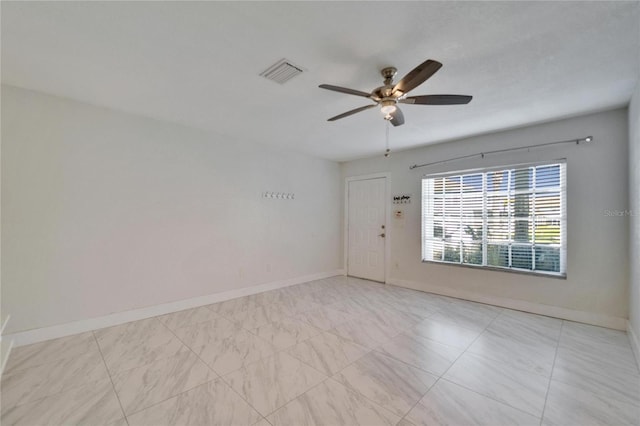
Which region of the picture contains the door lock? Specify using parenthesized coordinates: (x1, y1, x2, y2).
(379, 233, 386, 238)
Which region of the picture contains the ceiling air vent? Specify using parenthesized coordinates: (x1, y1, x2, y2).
(260, 59, 304, 84)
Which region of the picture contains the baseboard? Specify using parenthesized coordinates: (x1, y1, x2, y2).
(627, 320, 640, 370)
(4, 269, 345, 348)
(387, 278, 627, 330)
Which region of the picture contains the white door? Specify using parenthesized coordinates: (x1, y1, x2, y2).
(347, 177, 386, 282)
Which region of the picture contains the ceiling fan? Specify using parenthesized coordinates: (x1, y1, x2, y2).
(319, 59, 472, 127)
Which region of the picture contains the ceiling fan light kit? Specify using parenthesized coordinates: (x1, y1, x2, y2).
(319, 59, 473, 127)
(380, 100, 397, 115)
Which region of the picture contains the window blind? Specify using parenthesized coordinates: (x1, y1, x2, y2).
(422, 161, 566, 276)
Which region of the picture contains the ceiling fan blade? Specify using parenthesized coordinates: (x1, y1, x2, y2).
(327, 104, 377, 121)
(401, 94, 473, 105)
(392, 59, 442, 96)
(319, 84, 371, 98)
(389, 107, 404, 127)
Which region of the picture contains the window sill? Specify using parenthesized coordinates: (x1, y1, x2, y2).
(421, 260, 567, 280)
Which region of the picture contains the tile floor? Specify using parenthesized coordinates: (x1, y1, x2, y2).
(2, 276, 639, 426)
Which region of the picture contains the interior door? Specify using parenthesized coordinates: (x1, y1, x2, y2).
(347, 177, 386, 282)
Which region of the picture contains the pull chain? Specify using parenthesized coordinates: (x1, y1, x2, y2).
(384, 119, 391, 157)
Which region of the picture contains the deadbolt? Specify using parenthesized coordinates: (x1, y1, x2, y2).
(381, 225, 385, 229)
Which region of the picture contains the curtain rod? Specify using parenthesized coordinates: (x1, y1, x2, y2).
(409, 136, 593, 170)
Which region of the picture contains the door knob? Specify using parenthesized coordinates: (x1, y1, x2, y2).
(379, 233, 385, 238)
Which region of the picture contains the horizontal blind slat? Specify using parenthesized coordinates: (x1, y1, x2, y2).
(422, 161, 566, 275)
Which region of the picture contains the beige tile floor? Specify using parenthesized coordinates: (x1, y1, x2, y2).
(2, 276, 639, 426)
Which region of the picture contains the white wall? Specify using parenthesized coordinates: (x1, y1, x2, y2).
(1, 85, 342, 335)
(342, 108, 629, 327)
(629, 81, 640, 357)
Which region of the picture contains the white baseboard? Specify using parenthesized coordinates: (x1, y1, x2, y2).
(5, 269, 345, 348)
(627, 320, 640, 370)
(387, 278, 627, 330)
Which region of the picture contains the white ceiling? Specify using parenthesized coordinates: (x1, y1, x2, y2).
(2, 1, 639, 162)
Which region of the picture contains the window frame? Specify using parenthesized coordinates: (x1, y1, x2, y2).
(421, 160, 567, 278)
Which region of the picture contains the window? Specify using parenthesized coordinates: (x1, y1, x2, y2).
(422, 161, 566, 276)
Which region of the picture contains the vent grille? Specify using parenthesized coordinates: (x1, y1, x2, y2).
(260, 59, 303, 84)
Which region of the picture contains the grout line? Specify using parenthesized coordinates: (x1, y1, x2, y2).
(459, 325, 559, 380)
(265, 374, 334, 419)
(211, 321, 339, 420)
(91, 331, 130, 426)
(256, 280, 457, 421)
(253, 310, 397, 419)
(326, 306, 475, 423)
(290, 337, 374, 377)
(156, 319, 219, 378)
(156, 316, 267, 422)
(325, 347, 425, 423)
(539, 320, 563, 426)
(445, 311, 545, 412)
(154, 287, 355, 422)
(427, 312, 498, 389)
(396, 379, 434, 426)
(438, 377, 544, 419)
(371, 337, 457, 377)
(323, 375, 403, 421)
(50, 277, 585, 425)
(367, 348, 442, 411)
(104, 317, 199, 369)
(6, 279, 338, 425)
(400, 310, 544, 422)
(228, 358, 330, 419)
(396, 310, 539, 424)
(123, 377, 218, 418)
